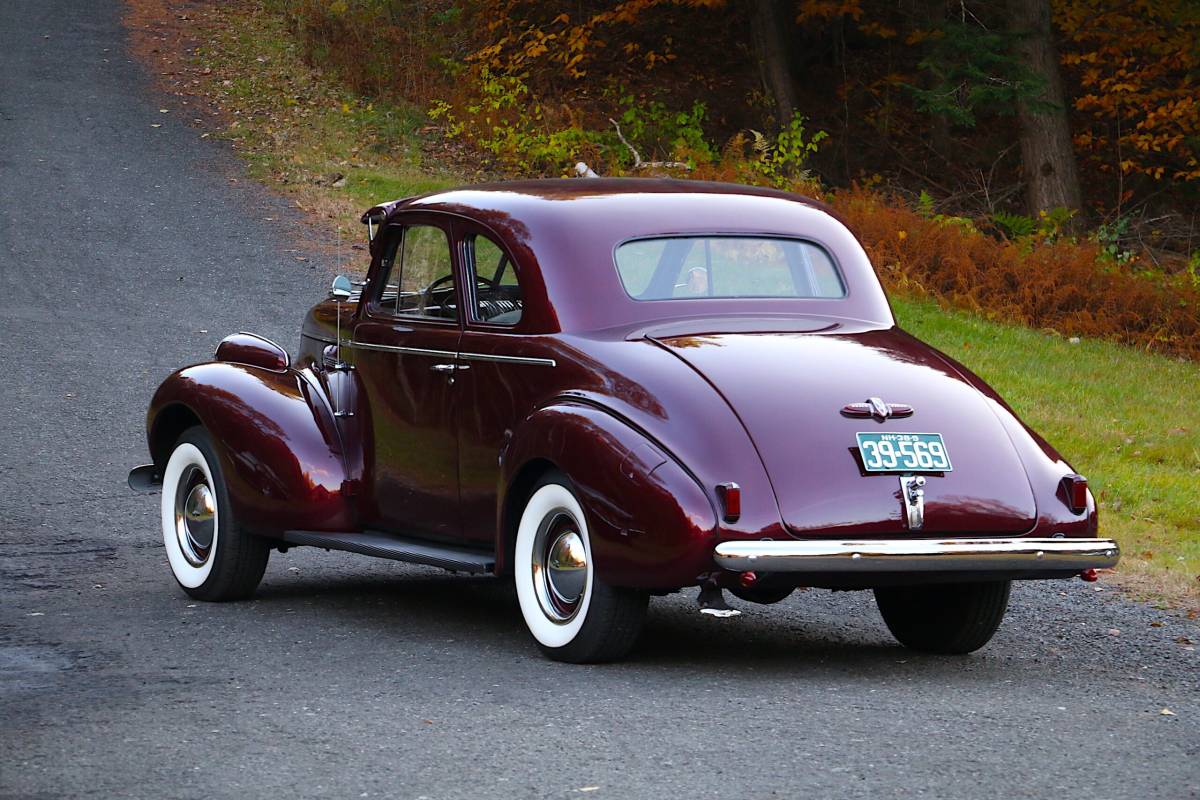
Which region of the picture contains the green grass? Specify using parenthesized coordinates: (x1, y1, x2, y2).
(894, 296, 1200, 604)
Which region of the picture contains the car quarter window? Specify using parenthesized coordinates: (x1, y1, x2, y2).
(467, 233, 523, 326)
(376, 224, 457, 321)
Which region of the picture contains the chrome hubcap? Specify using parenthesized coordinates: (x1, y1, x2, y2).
(174, 466, 215, 567)
(531, 511, 587, 622)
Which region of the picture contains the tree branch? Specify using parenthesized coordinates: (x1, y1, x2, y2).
(608, 118, 690, 171)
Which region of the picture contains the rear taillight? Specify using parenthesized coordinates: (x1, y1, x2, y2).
(716, 482, 741, 523)
(1060, 474, 1089, 514)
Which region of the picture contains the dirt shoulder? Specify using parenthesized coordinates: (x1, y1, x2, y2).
(124, 0, 472, 259)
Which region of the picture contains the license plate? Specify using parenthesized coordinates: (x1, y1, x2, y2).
(856, 432, 953, 473)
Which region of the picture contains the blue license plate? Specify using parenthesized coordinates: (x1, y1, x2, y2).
(856, 432, 953, 473)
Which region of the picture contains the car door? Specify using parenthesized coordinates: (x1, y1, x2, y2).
(350, 216, 465, 541)
(454, 222, 545, 546)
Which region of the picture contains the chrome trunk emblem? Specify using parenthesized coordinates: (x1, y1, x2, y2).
(841, 397, 914, 420)
(899, 475, 926, 530)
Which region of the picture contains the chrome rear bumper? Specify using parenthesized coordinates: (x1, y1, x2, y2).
(713, 537, 1119, 574)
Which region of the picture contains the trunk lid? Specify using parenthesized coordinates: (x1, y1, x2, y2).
(653, 328, 1037, 537)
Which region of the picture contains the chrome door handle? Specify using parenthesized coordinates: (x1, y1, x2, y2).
(431, 363, 456, 373)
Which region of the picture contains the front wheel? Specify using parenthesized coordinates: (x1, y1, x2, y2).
(160, 426, 269, 601)
(513, 473, 648, 663)
(874, 580, 1011, 654)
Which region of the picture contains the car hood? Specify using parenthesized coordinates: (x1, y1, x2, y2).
(650, 328, 1038, 537)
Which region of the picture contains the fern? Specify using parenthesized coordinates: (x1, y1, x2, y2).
(992, 211, 1037, 239)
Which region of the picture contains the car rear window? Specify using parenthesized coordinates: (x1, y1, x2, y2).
(614, 236, 846, 300)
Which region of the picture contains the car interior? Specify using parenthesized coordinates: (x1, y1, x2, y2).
(375, 226, 523, 325)
(469, 234, 523, 325)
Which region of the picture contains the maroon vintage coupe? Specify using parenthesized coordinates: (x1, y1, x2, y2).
(130, 179, 1118, 662)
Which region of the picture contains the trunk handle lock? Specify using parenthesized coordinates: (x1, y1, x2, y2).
(900, 475, 926, 530)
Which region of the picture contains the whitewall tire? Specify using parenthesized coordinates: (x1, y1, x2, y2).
(514, 472, 647, 663)
(161, 442, 219, 589)
(159, 427, 269, 601)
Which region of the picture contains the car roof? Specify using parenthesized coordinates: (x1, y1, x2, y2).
(367, 178, 894, 334)
(379, 177, 836, 232)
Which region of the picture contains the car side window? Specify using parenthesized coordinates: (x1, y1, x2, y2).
(377, 225, 457, 320)
(468, 234, 523, 326)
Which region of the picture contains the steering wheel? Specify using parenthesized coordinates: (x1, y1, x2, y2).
(421, 273, 499, 317)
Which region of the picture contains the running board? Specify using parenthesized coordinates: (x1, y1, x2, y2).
(282, 530, 495, 573)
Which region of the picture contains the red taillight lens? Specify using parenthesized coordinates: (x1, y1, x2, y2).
(716, 482, 741, 522)
(1061, 474, 1088, 514)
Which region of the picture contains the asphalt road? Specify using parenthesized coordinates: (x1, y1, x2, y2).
(1, 3, 1197, 799)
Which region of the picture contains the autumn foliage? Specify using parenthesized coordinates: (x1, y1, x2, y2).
(1056, 0, 1200, 186)
(830, 188, 1200, 357)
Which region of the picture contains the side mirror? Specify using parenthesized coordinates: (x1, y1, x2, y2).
(330, 274, 353, 301)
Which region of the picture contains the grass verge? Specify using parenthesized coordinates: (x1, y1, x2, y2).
(127, 0, 1199, 611)
(897, 297, 1199, 608)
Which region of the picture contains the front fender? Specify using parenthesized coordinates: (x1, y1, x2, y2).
(501, 401, 719, 589)
(147, 362, 354, 536)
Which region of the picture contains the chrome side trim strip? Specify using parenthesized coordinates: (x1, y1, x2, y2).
(713, 537, 1120, 573)
(348, 340, 556, 367)
(349, 341, 457, 358)
(458, 352, 557, 367)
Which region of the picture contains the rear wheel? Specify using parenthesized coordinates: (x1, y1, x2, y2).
(874, 580, 1011, 654)
(514, 472, 648, 663)
(160, 426, 269, 601)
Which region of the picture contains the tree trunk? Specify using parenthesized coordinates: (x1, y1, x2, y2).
(1008, 0, 1083, 224)
(750, 0, 796, 127)
(922, 0, 951, 159)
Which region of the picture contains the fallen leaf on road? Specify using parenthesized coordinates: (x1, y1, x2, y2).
(1107, 628, 1120, 636)
(151, 124, 162, 128)
(1159, 708, 1175, 716)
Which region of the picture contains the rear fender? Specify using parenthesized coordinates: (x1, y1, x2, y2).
(499, 402, 718, 588)
(927, 344, 1099, 538)
(147, 362, 356, 536)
